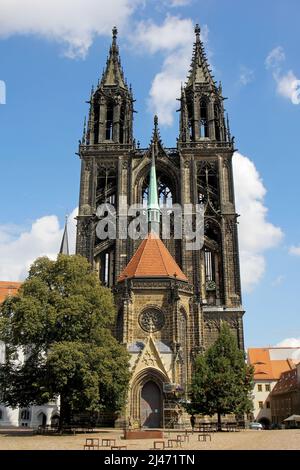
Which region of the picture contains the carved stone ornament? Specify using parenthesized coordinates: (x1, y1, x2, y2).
(206, 280, 216, 291)
(139, 308, 165, 333)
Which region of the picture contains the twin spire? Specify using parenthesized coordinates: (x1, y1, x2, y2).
(100, 26, 127, 89)
(186, 24, 216, 89)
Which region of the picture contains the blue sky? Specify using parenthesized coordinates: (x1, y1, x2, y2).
(0, 0, 299, 348)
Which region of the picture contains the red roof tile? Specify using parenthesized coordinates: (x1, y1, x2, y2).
(118, 232, 188, 282)
(248, 348, 298, 380)
(0, 281, 22, 303)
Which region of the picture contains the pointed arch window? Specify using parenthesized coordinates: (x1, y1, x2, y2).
(105, 102, 114, 140)
(204, 248, 215, 281)
(99, 248, 115, 287)
(200, 99, 209, 138)
(119, 102, 125, 144)
(142, 175, 174, 208)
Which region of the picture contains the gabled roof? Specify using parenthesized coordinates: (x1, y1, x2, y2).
(118, 231, 188, 282)
(248, 347, 300, 380)
(0, 281, 22, 303)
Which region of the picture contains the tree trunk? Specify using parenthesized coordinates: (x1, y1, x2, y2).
(217, 411, 222, 432)
(59, 394, 71, 431)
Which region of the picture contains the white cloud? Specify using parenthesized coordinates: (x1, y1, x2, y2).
(233, 152, 284, 292)
(132, 16, 209, 126)
(276, 70, 300, 105)
(239, 66, 254, 86)
(0, 208, 77, 281)
(0, 0, 140, 58)
(265, 46, 300, 105)
(275, 338, 300, 348)
(289, 245, 300, 256)
(168, 0, 192, 6)
(271, 275, 285, 287)
(265, 46, 285, 69)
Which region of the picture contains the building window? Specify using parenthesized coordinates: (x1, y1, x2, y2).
(257, 384, 262, 392)
(204, 249, 214, 282)
(266, 402, 270, 409)
(106, 104, 114, 140)
(258, 401, 263, 409)
(20, 409, 30, 420)
(265, 384, 271, 392)
(199, 99, 209, 138)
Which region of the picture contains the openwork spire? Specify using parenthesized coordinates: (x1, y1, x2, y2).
(100, 26, 127, 88)
(186, 24, 216, 89)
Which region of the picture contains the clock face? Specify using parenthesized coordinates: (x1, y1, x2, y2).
(139, 308, 165, 333)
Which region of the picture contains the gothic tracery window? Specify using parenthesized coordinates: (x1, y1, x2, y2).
(142, 173, 174, 208)
(139, 308, 165, 333)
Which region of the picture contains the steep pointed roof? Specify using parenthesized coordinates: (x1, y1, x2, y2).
(101, 26, 126, 89)
(186, 24, 216, 88)
(118, 232, 188, 282)
(59, 216, 69, 255)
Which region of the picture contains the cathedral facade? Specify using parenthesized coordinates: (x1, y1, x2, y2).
(76, 26, 245, 428)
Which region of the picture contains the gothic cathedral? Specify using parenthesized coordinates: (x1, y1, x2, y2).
(76, 26, 245, 428)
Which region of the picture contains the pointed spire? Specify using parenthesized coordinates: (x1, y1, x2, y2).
(59, 216, 69, 255)
(148, 117, 161, 235)
(100, 26, 127, 89)
(186, 23, 215, 88)
(151, 114, 162, 146)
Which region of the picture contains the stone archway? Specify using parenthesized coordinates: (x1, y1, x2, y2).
(141, 381, 162, 428)
(130, 368, 167, 428)
(37, 412, 47, 426)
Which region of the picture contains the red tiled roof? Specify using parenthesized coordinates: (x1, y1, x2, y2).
(118, 232, 188, 282)
(0, 281, 22, 303)
(248, 348, 298, 380)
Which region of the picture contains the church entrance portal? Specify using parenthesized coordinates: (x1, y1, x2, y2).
(140, 381, 162, 428)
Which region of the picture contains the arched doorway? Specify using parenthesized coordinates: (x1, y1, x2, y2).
(140, 381, 162, 428)
(38, 412, 47, 426)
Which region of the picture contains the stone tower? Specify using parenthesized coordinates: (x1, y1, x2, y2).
(76, 26, 245, 428)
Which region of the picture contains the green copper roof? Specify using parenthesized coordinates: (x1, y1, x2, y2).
(148, 143, 160, 211)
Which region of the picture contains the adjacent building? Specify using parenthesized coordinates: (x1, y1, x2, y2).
(248, 347, 300, 427)
(271, 362, 300, 426)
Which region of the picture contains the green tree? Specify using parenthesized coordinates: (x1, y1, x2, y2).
(0, 255, 130, 428)
(188, 323, 253, 431)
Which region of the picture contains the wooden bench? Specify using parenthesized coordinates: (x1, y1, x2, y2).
(177, 434, 188, 443)
(152, 441, 165, 450)
(84, 444, 98, 450)
(198, 433, 212, 442)
(86, 438, 99, 446)
(166, 439, 182, 448)
(102, 438, 116, 447)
